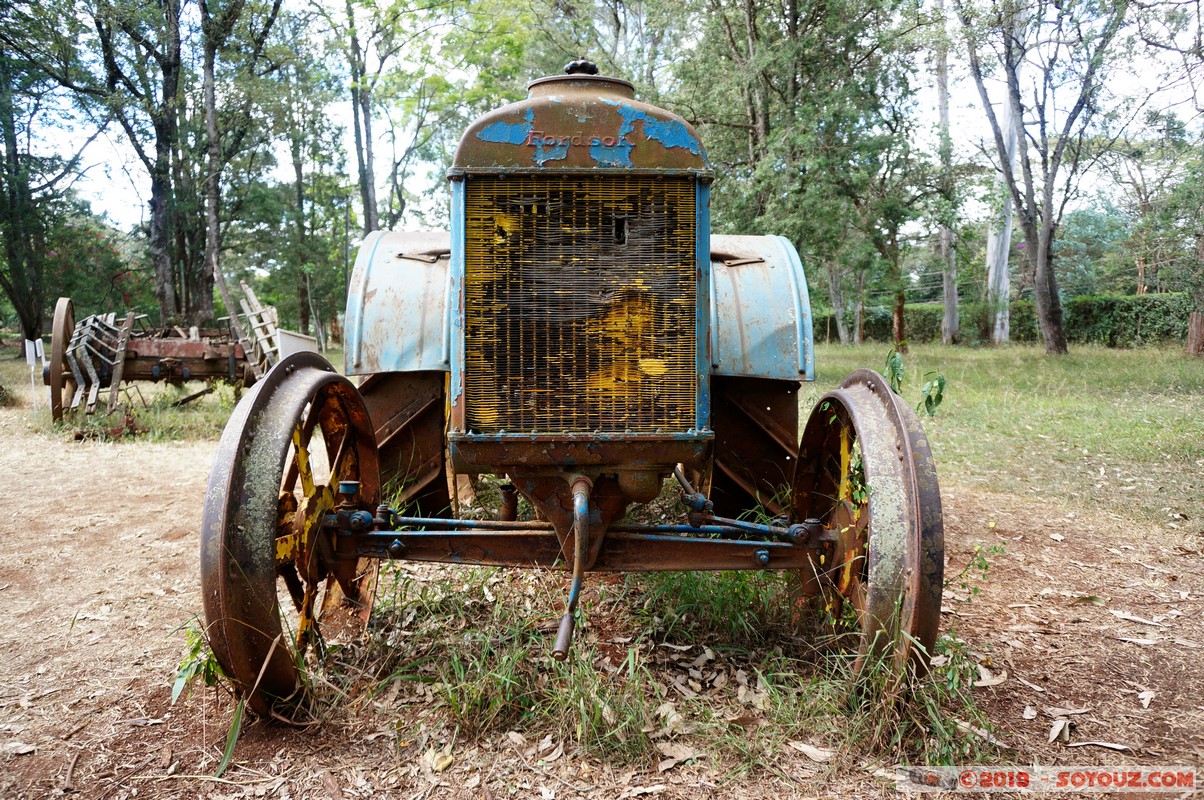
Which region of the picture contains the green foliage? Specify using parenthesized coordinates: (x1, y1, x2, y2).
(215, 699, 245, 778)
(1054, 205, 1134, 296)
(376, 565, 658, 762)
(820, 293, 1194, 347)
(885, 343, 906, 393)
(634, 570, 793, 646)
(947, 544, 1003, 604)
(885, 340, 946, 417)
(918, 372, 947, 417)
(171, 621, 225, 704)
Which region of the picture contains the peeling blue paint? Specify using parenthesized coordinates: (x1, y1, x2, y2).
(600, 99, 703, 155)
(533, 140, 569, 166)
(476, 108, 534, 145)
(643, 115, 702, 154)
(589, 142, 633, 167)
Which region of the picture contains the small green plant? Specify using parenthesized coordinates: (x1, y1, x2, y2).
(171, 621, 225, 704)
(918, 372, 946, 417)
(886, 342, 907, 393)
(171, 621, 246, 778)
(886, 342, 947, 417)
(946, 544, 1004, 602)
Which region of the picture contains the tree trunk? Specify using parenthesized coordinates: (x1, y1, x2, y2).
(826, 262, 850, 344)
(936, 0, 959, 345)
(153, 0, 183, 325)
(150, 150, 177, 324)
(892, 287, 907, 351)
(358, 87, 379, 232)
(1032, 216, 1068, 354)
(199, 25, 223, 330)
(1187, 311, 1204, 356)
(344, 0, 378, 235)
(291, 128, 309, 335)
(0, 53, 43, 343)
(984, 88, 1018, 346)
(1189, 237, 1204, 356)
(853, 270, 865, 346)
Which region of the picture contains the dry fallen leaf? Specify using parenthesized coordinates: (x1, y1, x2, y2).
(1066, 741, 1131, 752)
(1069, 595, 1105, 605)
(786, 741, 835, 762)
(655, 742, 702, 771)
(1138, 690, 1155, 709)
(1045, 706, 1092, 717)
(1023, 705, 1038, 720)
(625, 786, 667, 798)
(1049, 533, 1065, 542)
(973, 665, 1008, 688)
(423, 746, 454, 773)
(1048, 718, 1071, 744)
(1, 742, 34, 756)
(1109, 610, 1162, 627)
(1015, 676, 1046, 693)
(955, 720, 1010, 749)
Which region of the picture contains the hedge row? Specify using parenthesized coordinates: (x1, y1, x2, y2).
(814, 293, 1194, 347)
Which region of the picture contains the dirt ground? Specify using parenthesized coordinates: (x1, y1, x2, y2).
(0, 399, 1201, 799)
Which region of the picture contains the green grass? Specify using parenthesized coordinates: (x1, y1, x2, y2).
(145, 338, 1201, 773)
(808, 343, 1204, 531)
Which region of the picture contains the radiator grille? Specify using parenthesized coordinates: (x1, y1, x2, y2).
(463, 175, 698, 433)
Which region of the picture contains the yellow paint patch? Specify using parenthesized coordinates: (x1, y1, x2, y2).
(638, 358, 668, 376)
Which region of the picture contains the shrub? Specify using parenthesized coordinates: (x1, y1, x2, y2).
(812, 293, 1191, 347)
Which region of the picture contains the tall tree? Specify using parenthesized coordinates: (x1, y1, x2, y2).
(955, 0, 1128, 354)
(198, 0, 282, 329)
(0, 34, 107, 346)
(679, 0, 927, 345)
(934, 0, 960, 344)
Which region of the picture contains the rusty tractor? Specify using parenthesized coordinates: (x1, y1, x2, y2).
(200, 60, 943, 716)
(44, 283, 280, 422)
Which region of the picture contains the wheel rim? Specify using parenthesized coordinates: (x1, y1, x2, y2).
(201, 353, 380, 715)
(793, 369, 943, 685)
(48, 298, 76, 422)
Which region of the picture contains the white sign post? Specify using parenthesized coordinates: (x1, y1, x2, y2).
(25, 339, 39, 413)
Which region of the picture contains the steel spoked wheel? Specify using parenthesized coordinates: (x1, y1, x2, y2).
(793, 369, 943, 687)
(47, 297, 77, 422)
(201, 353, 381, 716)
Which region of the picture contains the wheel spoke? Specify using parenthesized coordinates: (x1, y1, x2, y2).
(278, 561, 305, 612)
(292, 425, 317, 498)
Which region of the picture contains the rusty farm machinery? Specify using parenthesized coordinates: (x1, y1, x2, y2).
(44, 283, 282, 422)
(200, 60, 944, 716)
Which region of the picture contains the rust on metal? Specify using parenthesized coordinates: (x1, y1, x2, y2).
(708, 375, 800, 518)
(44, 292, 281, 422)
(358, 371, 451, 517)
(451, 72, 709, 176)
(792, 369, 944, 680)
(200, 352, 381, 715)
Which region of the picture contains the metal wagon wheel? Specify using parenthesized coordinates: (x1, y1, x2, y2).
(793, 369, 943, 687)
(47, 297, 77, 422)
(201, 352, 381, 716)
